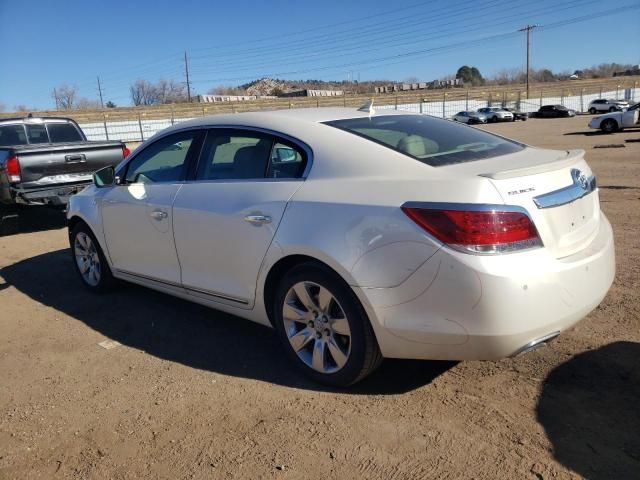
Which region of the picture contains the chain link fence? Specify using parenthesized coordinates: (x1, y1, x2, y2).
(71, 82, 640, 143)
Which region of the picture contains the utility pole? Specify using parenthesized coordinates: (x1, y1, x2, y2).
(184, 51, 192, 102)
(53, 88, 59, 110)
(518, 24, 539, 99)
(97, 76, 104, 108)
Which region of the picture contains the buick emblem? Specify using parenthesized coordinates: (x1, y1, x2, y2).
(572, 169, 589, 190)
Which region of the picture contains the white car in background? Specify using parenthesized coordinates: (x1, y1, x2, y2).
(588, 99, 629, 114)
(452, 111, 487, 124)
(67, 108, 615, 386)
(477, 107, 514, 122)
(588, 102, 640, 133)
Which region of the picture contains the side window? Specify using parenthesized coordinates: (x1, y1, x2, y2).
(0, 125, 27, 146)
(26, 124, 49, 144)
(124, 130, 200, 184)
(267, 141, 306, 179)
(47, 123, 83, 142)
(197, 130, 272, 180)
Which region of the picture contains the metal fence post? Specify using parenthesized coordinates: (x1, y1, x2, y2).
(540, 89, 543, 108)
(170, 109, 175, 125)
(488, 92, 492, 107)
(616, 84, 620, 100)
(517, 91, 521, 110)
(465, 90, 469, 111)
(580, 88, 584, 112)
(442, 91, 447, 118)
(502, 91, 506, 107)
(137, 114, 144, 141)
(395, 95, 398, 110)
(102, 114, 109, 141)
(561, 89, 565, 106)
(634, 81, 638, 101)
(202, 106, 206, 116)
(599, 86, 603, 98)
(419, 100, 423, 114)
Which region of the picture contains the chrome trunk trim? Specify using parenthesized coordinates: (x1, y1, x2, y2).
(533, 169, 596, 209)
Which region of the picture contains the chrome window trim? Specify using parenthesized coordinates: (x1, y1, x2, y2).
(117, 124, 314, 182)
(533, 169, 597, 209)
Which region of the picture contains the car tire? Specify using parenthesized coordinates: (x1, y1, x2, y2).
(69, 222, 116, 292)
(601, 119, 618, 134)
(273, 262, 383, 387)
(609, 106, 616, 112)
(589, 107, 597, 114)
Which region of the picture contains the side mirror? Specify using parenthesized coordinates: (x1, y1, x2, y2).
(93, 166, 115, 188)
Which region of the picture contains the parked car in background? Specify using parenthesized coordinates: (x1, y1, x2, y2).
(452, 111, 487, 124)
(588, 99, 629, 114)
(535, 105, 577, 118)
(0, 116, 129, 210)
(588, 102, 640, 133)
(476, 107, 514, 122)
(501, 107, 528, 121)
(67, 108, 615, 386)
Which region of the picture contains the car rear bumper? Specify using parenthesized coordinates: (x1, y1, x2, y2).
(9, 182, 91, 206)
(357, 213, 615, 361)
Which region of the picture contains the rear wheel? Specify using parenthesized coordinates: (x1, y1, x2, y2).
(273, 262, 382, 387)
(589, 107, 597, 114)
(609, 106, 616, 112)
(601, 119, 618, 134)
(70, 222, 115, 292)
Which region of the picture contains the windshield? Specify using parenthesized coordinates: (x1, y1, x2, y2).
(324, 115, 524, 167)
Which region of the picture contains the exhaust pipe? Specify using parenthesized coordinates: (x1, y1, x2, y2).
(512, 331, 560, 357)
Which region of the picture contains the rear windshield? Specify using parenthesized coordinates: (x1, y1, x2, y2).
(0, 125, 27, 146)
(324, 114, 524, 167)
(47, 122, 83, 142)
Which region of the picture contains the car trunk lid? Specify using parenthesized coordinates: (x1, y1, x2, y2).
(478, 148, 600, 258)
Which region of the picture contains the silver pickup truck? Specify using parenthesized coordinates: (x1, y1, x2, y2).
(0, 116, 128, 208)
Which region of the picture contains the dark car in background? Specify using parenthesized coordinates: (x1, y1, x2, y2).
(535, 105, 576, 118)
(501, 107, 528, 121)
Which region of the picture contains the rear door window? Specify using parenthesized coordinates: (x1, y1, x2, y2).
(197, 130, 272, 180)
(26, 124, 50, 144)
(47, 123, 83, 142)
(267, 141, 307, 179)
(324, 114, 524, 167)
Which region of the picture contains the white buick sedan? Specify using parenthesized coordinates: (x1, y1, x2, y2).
(67, 108, 615, 386)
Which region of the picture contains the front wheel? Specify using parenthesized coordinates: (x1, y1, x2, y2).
(273, 263, 382, 387)
(70, 222, 115, 292)
(601, 119, 618, 134)
(589, 107, 597, 114)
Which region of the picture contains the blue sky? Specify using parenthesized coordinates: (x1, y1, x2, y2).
(0, 0, 638, 110)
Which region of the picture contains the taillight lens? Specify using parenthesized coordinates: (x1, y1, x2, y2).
(402, 206, 542, 254)
(5, 155, 21, 183)
(122, 145, 131, 158)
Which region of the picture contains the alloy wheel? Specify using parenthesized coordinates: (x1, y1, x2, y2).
(74, 232, 101, 286)
(282, 281, 351, 374)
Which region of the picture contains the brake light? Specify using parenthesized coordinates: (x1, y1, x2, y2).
(5, 155, 20, 183)
(122, 145, 131, 159)
(401, 206, 542, 254)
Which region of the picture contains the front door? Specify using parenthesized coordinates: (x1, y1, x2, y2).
(101, 129, 203, 285)
(173, 129, 308, 307)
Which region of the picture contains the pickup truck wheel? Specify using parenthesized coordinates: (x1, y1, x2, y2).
(589, 107, 597, 114)
(70, 223, 115, 292)
(273, 262, 382, 387)
(601, 119, 618, 134)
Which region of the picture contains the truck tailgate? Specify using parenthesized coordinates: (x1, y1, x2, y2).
(14, 142, 124, 187)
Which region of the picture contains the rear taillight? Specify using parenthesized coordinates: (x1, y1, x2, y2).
(5, 155, 20, 183)
(401, 205, 542, 254)
(122, 145, 131, 159)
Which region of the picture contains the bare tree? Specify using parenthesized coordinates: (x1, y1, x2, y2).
(53, 84, 78, 109)
(156, 79, 187, 103)
(130, 79, 158, 106)
(14, 105, 29, 112)
(76, 98, 101, 110)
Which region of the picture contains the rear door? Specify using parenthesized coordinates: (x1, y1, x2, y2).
(172, 128, 308, 307)
(101, 129, 204, 284)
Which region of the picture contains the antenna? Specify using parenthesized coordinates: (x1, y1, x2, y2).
(358, 99, 375, 116)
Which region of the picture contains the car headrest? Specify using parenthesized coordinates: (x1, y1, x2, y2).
(396, 135, 438, 157)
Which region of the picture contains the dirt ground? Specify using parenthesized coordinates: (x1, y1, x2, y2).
(1, 116, 639, 480)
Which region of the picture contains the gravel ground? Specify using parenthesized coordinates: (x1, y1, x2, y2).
(0, 116, 638, 480)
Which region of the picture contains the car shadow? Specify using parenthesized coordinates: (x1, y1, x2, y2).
(563, 131, 609, 136)
(0, 206, 67, 236)
(0, 249, 454, 394)
(537, 341, 640, 479)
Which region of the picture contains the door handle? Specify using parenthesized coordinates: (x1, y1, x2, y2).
(150, 210, 168, 221)
(244, 214, 272, 225)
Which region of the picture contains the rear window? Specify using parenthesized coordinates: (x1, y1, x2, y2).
(324, 114, 524, 167)
(0, 125, 27, 146)
(47, 122, 83, 142)
(26, 124, 49, 144)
